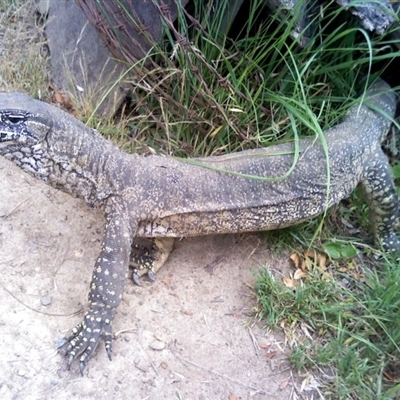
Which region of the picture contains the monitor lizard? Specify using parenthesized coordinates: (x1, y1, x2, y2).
(0, 79, 397, 374)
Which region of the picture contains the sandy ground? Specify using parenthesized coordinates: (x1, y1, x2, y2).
(0, 156, 299, 399)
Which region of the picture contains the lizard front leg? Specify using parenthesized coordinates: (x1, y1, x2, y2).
(361, 151, 400, 252)
(63, 197, 133, 374)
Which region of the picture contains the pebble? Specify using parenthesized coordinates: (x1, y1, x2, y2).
(149, 340, 165, 351)
(40, 296, 52, 306)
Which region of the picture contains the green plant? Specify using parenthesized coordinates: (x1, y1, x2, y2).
(255, 253, 400, 399)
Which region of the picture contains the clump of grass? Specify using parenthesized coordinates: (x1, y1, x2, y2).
(123, 1, 340, 156)
(112, 0, 398, 158)
(0, 0, 49, 96)
(255, 253, 400, 399)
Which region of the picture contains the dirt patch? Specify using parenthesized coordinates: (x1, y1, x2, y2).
(0, 156, 298, 399)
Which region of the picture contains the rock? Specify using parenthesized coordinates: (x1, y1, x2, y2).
(389, 4, 400, 50)
(263, 0, 397, 47)
(149, 339, 166, 351)
(40, 296, 52, 306)
(263, 0, 317, 46)
(75, 0, 189, 63)
(336, 0, 395, 34)
(45, 0, 128, 117)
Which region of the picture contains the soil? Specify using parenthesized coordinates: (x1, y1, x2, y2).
(0, 156, 300, 400)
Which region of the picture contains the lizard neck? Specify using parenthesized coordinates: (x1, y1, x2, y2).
(1, 115, 126, 207)
(43, 118, 126, 206)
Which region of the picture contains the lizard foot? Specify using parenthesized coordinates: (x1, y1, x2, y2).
(381, 232, 400, 253)
(61, 306, 114, 375)
(132, 267, 156, 286)
(129, 238, 174, 286)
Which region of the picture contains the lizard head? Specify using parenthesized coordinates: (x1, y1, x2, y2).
(0, 92, 57, 179)
(0, 93, 53, 151)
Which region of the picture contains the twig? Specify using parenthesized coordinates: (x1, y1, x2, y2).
(0, 280, 82, 317)
(247, 326, 260, 356)
(139, 342, 159, 376)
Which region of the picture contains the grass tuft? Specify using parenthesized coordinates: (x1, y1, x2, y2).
(0, 0, 49, 96)
(255, 253, 400, 399)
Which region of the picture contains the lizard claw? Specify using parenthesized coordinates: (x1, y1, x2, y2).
(132, 269, 142, 286)
(79, 360, 86, 376)
(61, 306, 114, 373)
(147, 269, 156, 282)
(132, 268, 156, 285)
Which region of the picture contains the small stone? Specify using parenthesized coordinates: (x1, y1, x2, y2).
(40, 296, 52, 306)
(17, 370, 26, 377)
(149, 340, 165, 351)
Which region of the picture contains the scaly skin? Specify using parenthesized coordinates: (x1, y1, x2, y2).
(0, 79, 397, 373)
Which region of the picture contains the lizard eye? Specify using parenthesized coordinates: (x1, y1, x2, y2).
(6, 113, 27, 124)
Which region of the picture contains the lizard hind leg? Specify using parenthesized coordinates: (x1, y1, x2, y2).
(361, 153, 400, 253)
(129, 238, 174, 285)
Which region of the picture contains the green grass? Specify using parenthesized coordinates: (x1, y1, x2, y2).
(118, 0, 358, 156)
(255, 252, 400, 399)
(115, 0, 400, 159)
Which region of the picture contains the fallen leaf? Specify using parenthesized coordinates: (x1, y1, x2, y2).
(282, 277, 296, 290)
(289, 252, 301, 268)
(266, 350, 277, 360)
(64, 98, 73, 110)
(323, 241, 357, 259)
(294, 269, 308, 280)
(53, 91, 64, 104)
(305, 248, 316, 259)
(317, 253, 327, 270)
(279, 379, 289, 390)
(53, 91, 73, 110)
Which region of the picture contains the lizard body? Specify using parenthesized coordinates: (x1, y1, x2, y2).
(0, 79, 397, 373)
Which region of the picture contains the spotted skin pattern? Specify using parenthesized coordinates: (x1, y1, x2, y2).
(0, 80, 397, 373)
(129, 238, 174, 285)
(361, 156, 399, 251)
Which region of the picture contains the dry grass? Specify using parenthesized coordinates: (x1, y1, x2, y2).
(0, 0, 50, 96)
